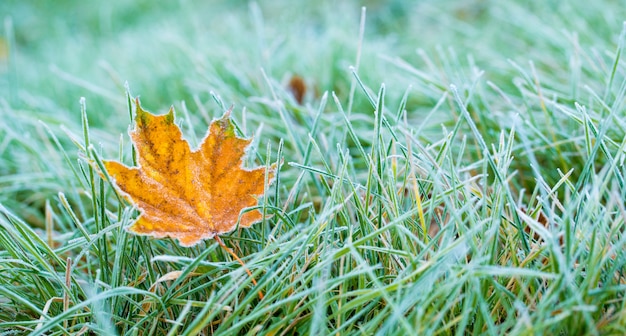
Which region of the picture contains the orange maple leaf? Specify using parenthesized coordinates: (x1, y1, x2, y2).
(103, 98, 275, 247)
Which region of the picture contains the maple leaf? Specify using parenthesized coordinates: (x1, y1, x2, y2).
(103, 98, 275, 247)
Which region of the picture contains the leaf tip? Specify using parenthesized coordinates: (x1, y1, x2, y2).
(225, 105, 233, 118)
(134, 96, 149, 126)
(166, 106, 175, 124)
(215, 107, 236, 136)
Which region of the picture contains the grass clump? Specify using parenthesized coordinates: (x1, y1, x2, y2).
(2, 0, 626, 335)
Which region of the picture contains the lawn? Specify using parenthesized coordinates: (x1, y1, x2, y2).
(2, 0, 626, 335)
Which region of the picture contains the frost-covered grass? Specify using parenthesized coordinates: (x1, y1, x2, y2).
(2, 1, 626, 335)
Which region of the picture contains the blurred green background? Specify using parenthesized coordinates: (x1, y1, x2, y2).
(3, 0, 624, 128)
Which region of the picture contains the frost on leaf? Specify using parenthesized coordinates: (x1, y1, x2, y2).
(103, 98, 275, 247)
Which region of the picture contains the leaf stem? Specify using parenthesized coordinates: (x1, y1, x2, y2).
(214, 235, 264, 300)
